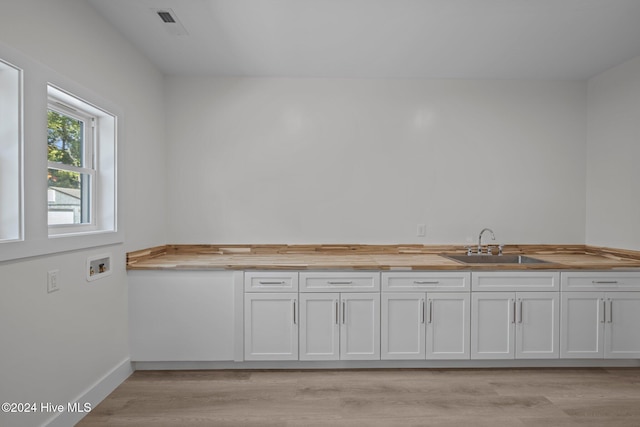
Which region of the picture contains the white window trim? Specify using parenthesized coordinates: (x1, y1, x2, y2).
(47, 100, 98, 232)
(0, 57, 23, 243)
(47, 84, 117, 238)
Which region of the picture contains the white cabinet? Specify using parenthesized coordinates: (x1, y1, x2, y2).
(381, 272, 471, 360)
(299, 272, 380, 361)
(560, 272, 640, 359)
(381, 292, 470, 360)
(244, 271, 299, 361)
(471, 292, 514, 359)
(427, 293, 471, 360)
(341, 293, 381, 360)
(515, 292, 560, 359)
(382, 292, 425, 360)
(471, 290, 559, 360)
(130, 267, 640, 366)
(300, 292, 381, 361)
(560, 292, 603, 358)
(560, 291, 640, 359)
(244, 293, 298, 360)
(299, 293, 339, 360)
(129, 270, 242, 362)
(605, 292, 640, 358)
(471, 272, 560, 360)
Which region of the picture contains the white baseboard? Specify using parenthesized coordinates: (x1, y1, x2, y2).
(133, 358, 640, 370)
(44, 358, 133, 427)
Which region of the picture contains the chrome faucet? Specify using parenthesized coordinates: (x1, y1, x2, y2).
(478, 228, 495, 254)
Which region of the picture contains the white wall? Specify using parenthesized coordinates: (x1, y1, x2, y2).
(0, 1, 165, 426)
(586, 55, 640, 251)
(165, 77, 586, 245)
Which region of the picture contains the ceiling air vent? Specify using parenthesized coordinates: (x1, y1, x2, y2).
(157, 11, 176, 23)
(151, 8, 188, 36)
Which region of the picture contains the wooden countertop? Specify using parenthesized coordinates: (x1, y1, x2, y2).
(127, 244, 640, 271)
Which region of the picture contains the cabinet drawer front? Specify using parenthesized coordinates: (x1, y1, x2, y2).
(561, 272, 640, 292)
(382, 272, 470, 292)
(300, 272, 380, 292)
(472, 272, 560, 292)
(244, 271, 299, 292)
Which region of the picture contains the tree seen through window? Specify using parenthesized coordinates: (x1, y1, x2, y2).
(47, 110, 84, 189)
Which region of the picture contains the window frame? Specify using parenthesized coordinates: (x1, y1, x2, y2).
(0, 57, 23, 243)
(47, 84, 118, 239)
(47, 100, 97, 231)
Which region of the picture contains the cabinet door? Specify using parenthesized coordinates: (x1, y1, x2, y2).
(427, 293, 470, 360)
(560, 292, 604, 358)
(471, 292, 515, 359)
(244, 293, 298, 361)
(605, 292, 640, 358)
(340, 293, 381, 360)
(515, 292, 559, 359)
(381, 292, 425, 360)
(299, 293, 340, 361)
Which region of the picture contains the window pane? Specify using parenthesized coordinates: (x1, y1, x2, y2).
(47, 169, 90, 225)
(0, 58, 22, 242)
(47, 109, 84, 167)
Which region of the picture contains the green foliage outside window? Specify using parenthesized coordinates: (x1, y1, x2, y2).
(47, 110, 83, 189)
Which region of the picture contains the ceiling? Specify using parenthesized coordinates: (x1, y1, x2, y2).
(87, 0, 640, 79)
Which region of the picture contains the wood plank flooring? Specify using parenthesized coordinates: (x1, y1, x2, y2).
(78, 368, 640, 426)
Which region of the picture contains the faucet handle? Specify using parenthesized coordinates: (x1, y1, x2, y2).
(464, 246, 473, 255)
(487, 245, 494, 255)
(498, 244, 504, 255)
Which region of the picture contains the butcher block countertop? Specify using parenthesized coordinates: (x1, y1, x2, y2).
(126, 244, 640, 271)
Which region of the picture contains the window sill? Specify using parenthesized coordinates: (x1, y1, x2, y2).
(0, 229, 123, 263)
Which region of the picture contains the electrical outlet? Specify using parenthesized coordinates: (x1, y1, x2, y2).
(416, 224, 426, 237)
(47, 270, 59, 293)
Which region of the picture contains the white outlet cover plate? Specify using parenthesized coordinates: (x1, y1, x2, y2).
(47, 270, 59, 293)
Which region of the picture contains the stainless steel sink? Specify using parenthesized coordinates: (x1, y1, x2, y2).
(442, 254, 550, 265)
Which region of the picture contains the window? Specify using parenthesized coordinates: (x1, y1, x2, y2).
(0, 58, 22, 242)
(47, 103, 95, 226)
(1, 47, 121, 261)
(47, 85, 117, 236)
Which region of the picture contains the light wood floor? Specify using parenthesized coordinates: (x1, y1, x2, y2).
(78, 368, 640, 426)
